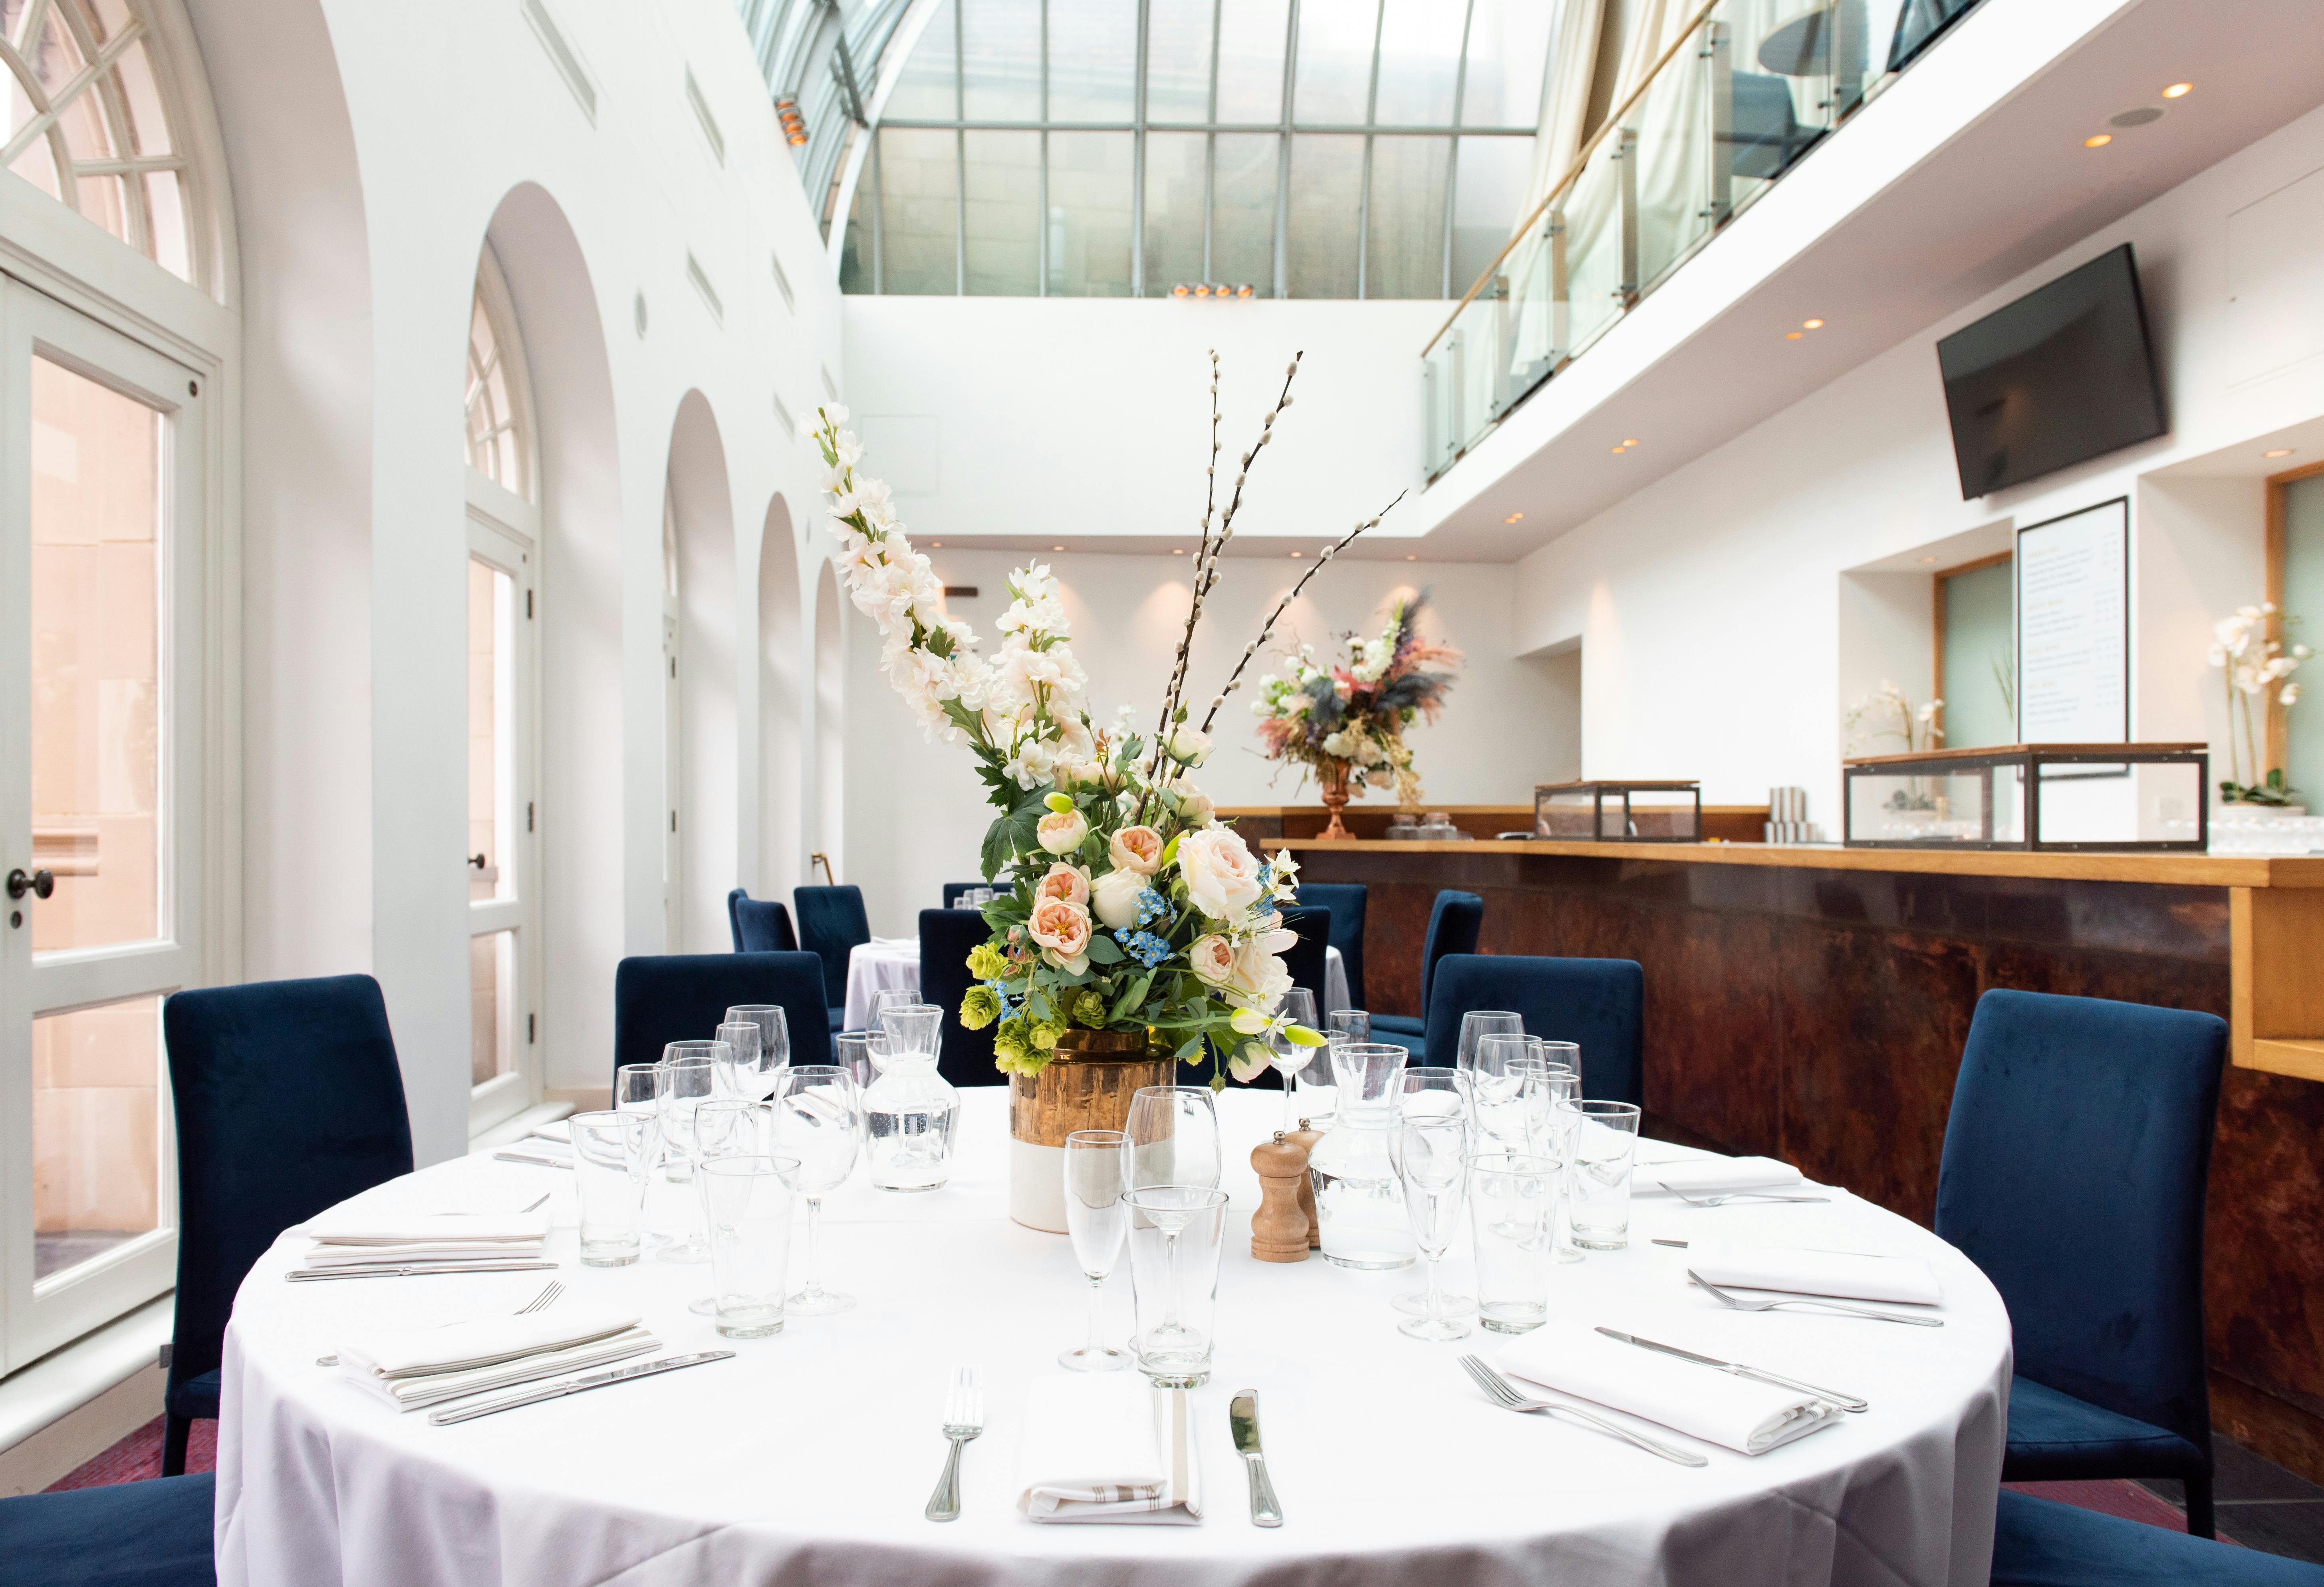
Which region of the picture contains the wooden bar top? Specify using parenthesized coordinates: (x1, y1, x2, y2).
(1255, 836, 2324, 889)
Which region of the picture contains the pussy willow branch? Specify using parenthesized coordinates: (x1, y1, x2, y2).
(1199, 489, 1407, 735)
(1147, 351, 1228, 771)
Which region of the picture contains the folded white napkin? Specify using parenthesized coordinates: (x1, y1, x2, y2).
(1637, 1156, 1804, 1196)
(492, 1145, 572, 1169)
(338, 1303, 654, 1410)
(302, 1239, 546, 1268)
(1014, 1375, 1203, 1524)
(1497, 1321, 1846, 1456)
(1686, 1239, 1942, 1307)
(306, 1211, 551, 1246)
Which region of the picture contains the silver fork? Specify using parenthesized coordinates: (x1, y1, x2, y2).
(1688, 1269, 1944, 1327)
(1457, 1355, 1709, 1467)
(317, 1279, 565, 1367)
(923, 1365, 985, 1522)
(1671, 1190, 1832, 1206)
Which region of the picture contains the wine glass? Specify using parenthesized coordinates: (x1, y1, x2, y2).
(771, 1065, 862, 1314)
(1471, 1033, 1535, 1153)
(1456, 1010, 1525, 1077)
(1060, 1130, 1130, 1371)
(1397, 1103, 1473, 1342)
(724, 1005, 791, 1083)
(1268, 988, 1322, 1132)
(871, 987, 919, 1033)
(1392, 1067, 1471, 1316)
(712, 1021, 763, 1100)
(1123, 1086, 1221, 1192)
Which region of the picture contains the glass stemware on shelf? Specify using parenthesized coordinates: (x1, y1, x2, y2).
(1123, 1085, 1223, 1193)
(1397, 1071, 1474, 1342)
(1267, 988, 1321, 1133)
(863, 1004, 959, 1191)
(1059, 1129, 1131, 1372)
(771, 1064, 863, 1314)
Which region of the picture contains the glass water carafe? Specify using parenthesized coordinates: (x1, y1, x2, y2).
(1308, 1042, 1415, 1270)
(863, 1004, 959, 1192)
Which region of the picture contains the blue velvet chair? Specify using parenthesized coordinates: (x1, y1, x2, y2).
(0, 1472, 218, 1586)
(1371, 889, 1483, 1061)
(1936, 989, 2228, 1537)
(726, 887, 798, 953)
(1991, 1488, 2324, 1585)
(794, 884, 871, 1032)
(613, 952, 832, 1083)
(1295, 882, 1367, 1010)
(919, 908, 998, 1087)
(161, 975, 414, 1478)
(1421, 954, 1644, 1105)
(941, 881, 987, 908)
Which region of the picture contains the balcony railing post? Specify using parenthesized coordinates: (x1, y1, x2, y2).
(1423, 353, 1441, 476)
(1448, 326, 1467, 466)
(1547, 210, 1569, 368)
(1490, 276, 1512, 418)
(1705, 20, 1733, 228)
(1616, 126, 1640, 305)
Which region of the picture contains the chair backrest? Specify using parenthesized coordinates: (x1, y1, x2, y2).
(1419, 890, 1484, 1014)
(163, 975, 414, 1407)
(940, 881, 986, 909)
(612, 952, 832, 1085)
(1935, 988, 2225, 1452)
(1294, 883, 1366, 1010)
(1277, 905, 1331, 1008)
(919, 908, 998, 1086)
(726, 888, 799, 953)
(793, 885, 871, 1010)
(1422, 954, 1644, 1105)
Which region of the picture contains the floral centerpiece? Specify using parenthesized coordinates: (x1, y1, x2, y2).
(1251, 594, 1460, 837)
(2210, 601, 2309, 807)
(812, 355, 1397, 1228)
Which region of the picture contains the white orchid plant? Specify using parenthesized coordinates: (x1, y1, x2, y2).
(2210, 602, 2309, 806)
(812, 370, 1395, 1086)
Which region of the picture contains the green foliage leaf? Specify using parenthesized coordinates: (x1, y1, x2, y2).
(1085, 934, 1125, 965)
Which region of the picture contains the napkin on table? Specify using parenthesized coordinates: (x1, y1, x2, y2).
(1497, 1320, 1846, 1456)
(305, 1211, 551, 1247)
(302, 1239, 546, 1268)
(337, 1303, 656, 1411)
(1685, 1239, 1942, 1307)
(1636, 1156, 1805, 1196)
(1014, 1374, 1203, 1523)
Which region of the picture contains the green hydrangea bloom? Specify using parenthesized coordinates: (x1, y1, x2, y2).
(993, 1014, 1032, 1068)
(959, 985, 1001, 1031)
(966, 941, 1009, 980)
(1072, 988, 1106, 1028)
(1030, 1018, 1064, 1053)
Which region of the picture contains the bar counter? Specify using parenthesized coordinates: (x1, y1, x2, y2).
(1250, 829, 2324, 1482)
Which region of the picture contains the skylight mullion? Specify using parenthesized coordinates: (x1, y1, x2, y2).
(1273, 0, 1297, 299)
(1357, 0, 1385, 300)
(1441, 0, 1478, 300)
(1132, 0, 1149, 298)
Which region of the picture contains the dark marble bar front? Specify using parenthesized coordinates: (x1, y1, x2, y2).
(1266, 837, 2324, 1486)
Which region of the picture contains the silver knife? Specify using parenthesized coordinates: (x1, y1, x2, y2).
(428, 1351, 735, 1424)
(289, 1261, 558, 1281)
(1228, 1390, 1282, 1527)
(1595, 1327, 1868, 1413)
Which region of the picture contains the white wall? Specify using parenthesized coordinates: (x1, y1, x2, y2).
(1510, 102, 2324, 823)
(840, 547, 1571, 934)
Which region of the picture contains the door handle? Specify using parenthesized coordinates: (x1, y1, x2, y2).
(469, 853, 488, 870)
(7, 868, 54, 900)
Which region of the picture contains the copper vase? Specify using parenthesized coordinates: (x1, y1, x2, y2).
(1007, 1030, 1173, 1232)
(1318, 758, 1354, 839)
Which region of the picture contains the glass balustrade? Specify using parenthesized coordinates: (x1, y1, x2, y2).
(1423, 0, 1917, 479)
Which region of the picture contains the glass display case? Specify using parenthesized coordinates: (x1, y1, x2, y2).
(1841, 744, 2209, 851)
(1534, 781, 1702, 842)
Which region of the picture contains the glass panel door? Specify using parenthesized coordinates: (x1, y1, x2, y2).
(465, 496, 536, 1134)
(0, 277, 202, 1369)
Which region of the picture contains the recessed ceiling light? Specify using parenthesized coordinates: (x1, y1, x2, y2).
(1785, 331, 1804, 340)
(1405, 555, 1417, 561)
(1171, 547, 1185, 554)
(2084, 133, 2112, 148)
(1622, 438, 1639, 447)
(1802, 319, 1824, 330)
(1288, 550, 1302, 558)
(1610, 445, 1627, 454)
(2264, 448, 2295, 458)
(2163, 82, 2193, 99)
(1051, 545, 1065, 551)
(1918, 556, 1938, 564)
(931, 541, 943, 548)
(2110, 106, 2164, 128)
(1504, 512, 1524, 523)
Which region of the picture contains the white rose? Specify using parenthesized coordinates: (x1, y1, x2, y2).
(1176, 826, 1262, 921)
(1227, 938, 1292, 1010)
(1168, 726, 1212, 766)
(1108, 825, 1164, 874)
(1090, 868, 1147, 931)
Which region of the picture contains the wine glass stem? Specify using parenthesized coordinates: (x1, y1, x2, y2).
(1084, 1274, 1105, 1354)
(1161, 1229, 1181, 1332)
(802, 1195, 822, 1296)
(1282, 1074, 1298, 1133)
(1423, 1244, 1444, 1319)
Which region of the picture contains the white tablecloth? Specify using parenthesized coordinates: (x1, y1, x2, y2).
(846, 942, 1351, 1031)
(216, 1089, 2007, 1587)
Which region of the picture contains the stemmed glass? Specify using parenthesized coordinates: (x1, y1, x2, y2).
(725, 1005, 791, 1075)
(712, 1021, 763, 1099)
(772, 1064, 862, 1314)
(1123, 1086, 1222, 1192)
(1325, 1009, 1371, 1045)
(1060, 1130, 1130, 1371)
(686, 1099, 770, 1313)
(1392, 1067, 1473, 1317)
(614, 1062, 670, 1249)
(1472, 1033, 1536, 1153)
(1456, 1010, 1525, 1082)
(1397, 1085, 1473, 1342)
(657, 1048, 723, 1262)
(1267, 988, 1321, 1133)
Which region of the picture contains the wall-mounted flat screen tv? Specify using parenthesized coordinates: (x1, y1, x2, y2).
(1936, 243, 2166, 499)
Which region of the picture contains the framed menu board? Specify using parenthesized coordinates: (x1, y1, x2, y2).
(2016, 498, 2129, 744)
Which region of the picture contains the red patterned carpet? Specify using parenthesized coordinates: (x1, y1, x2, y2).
(44, 1416, 216, 1491)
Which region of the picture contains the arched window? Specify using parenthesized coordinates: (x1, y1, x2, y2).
(464, 244, 536, 500)
(3, 0, 207, 284)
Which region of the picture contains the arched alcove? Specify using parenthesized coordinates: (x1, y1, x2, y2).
(758, 495, 805, 901)
(666, 390, 739, 954)
(812, 559, 844, 879)
(483, 182, 620, 1095)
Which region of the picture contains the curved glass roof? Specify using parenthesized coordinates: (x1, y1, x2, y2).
(738, 0, 1555, 300)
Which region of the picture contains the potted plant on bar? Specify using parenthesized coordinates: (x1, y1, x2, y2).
(1250, 595, 1461, 838)
(812, 355, 1397, 1230)
(2210, 603, 2308, 811)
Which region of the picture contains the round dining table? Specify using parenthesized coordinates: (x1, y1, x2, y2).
(216, 1087, 2009, 1587)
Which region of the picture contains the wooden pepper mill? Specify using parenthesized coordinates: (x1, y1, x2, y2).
(1285, 1119, 1323, 1249)
(1251, 1132, 1311, 1262)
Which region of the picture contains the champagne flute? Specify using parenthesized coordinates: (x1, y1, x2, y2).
(1060, 1131, 1130, 1371)
(1268, 988, 1322, 1133)
(771, 1064, 862, 1314)
(1397, 1107, 1473, 1341)
(1393, 1067, 1473, 1317)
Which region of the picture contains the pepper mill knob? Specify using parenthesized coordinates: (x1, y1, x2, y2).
(1251, 1130, 1310, 1263)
